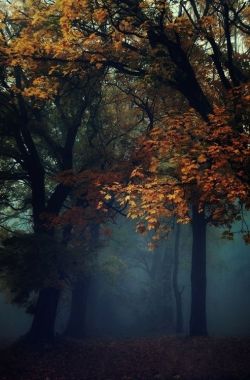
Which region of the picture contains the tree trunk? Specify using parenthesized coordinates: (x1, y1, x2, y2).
(190, 206, 207, 336)
(161, 242, 174, 332)
(173, 223, 184, 334)
(64, 277, 90, 339)
(27, 287, 61, 344)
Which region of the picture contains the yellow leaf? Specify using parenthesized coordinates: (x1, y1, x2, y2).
(104, 194, 112, 200)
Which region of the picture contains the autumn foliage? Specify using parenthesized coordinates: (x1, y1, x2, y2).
(108, 107, 250, 244)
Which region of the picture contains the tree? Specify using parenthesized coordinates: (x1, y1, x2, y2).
(110, 106, 249, 332)
(0, 5, 147, 341)
(0, 6, 112, 341)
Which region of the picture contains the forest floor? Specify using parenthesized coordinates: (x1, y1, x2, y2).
(0, 336, 250, 380)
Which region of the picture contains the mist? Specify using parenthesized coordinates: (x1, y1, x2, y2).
(1, 217, 249, 344)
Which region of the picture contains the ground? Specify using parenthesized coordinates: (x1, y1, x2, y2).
(0, 336, 250, 380)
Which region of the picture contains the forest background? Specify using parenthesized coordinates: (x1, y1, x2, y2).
(0, 0, 249, 346)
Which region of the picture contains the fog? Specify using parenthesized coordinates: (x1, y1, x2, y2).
(0, 218, 250, 344)
(0, 295, 31, 344)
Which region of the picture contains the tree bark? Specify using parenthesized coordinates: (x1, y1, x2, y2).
(64, 277, 90, 339)
(27, 287, 61, 344)
(190, 206, 207, 336)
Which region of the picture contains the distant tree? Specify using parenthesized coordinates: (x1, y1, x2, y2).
(172, 222, 184, 334)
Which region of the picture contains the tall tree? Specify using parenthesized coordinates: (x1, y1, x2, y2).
(0, 8, 110, 340)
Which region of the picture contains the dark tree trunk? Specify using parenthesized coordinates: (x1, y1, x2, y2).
(64, 277, 90, 339)
(26, 184, 72, 343)
(27, 287, 61, 344)
(190, 206, 207, 336)
(64, 224, 99, 339)
(161, 243, 174, 331)
(173, 223, 184, 334)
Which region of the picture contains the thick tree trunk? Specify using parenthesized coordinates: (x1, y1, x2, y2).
(64, 277, 90, 339)
(190, 206, 207, 336)
(173, 223, 184, 334)
(27, 287, 61, 344)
